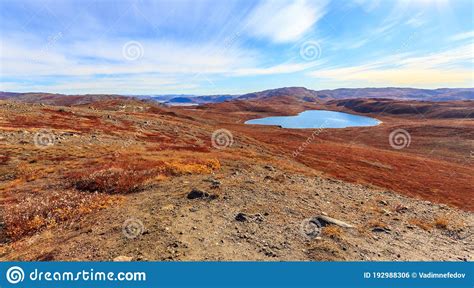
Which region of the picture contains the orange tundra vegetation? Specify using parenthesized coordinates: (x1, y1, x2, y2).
(67, 156, 220, 194)
(2, 147, 220, 240)
(0, 92, 472, 261)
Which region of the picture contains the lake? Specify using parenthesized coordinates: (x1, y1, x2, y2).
(245, 110, 381, 129)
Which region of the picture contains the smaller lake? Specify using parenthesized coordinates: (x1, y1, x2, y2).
(245, 110, 381, 129)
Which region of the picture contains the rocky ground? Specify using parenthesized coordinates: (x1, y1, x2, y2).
(0, 98, 472, 261)
(2, 163, 473, 261)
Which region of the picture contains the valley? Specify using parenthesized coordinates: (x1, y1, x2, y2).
(0, 88, 472, 261)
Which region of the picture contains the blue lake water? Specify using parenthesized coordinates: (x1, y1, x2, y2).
(245, 110, 381, 129)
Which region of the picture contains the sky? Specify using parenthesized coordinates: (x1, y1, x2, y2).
(0, 0, 473, 95)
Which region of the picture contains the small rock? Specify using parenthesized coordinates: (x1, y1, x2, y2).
(314, 215, 354, 228)
(261, 247, 277, 257)
(235, 212, 265, 223)
(379, 200, 388, 206)
(235, 213, 248, 222)
(381, 209, 392, 216)
(264, 165, 275, 171)
(161, 204, 174, 211)
(394, 205, 409, 213)
(187, 188, 217, 200)
(372, 227, 391, 233)
(253, 213, 264, 222)
(210, 180, 221, 188)
(204, 178, 221, 185)
(113, 256, 133, 262)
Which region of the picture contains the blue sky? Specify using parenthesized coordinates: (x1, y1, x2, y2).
(0, 0, 473, 95)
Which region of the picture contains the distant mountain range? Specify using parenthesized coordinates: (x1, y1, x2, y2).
(144, 87, 474, 104)
(137, 94, 237, 104)
(313, 87, 474, 102)
(2, 87, 473, 106)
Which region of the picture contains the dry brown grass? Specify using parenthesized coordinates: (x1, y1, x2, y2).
(433, 216, 450, 230)
(0, 154, 10, 165)
(66, 155, 221, 194)
(1, 102, 224, 244)
(3, 189, 122, 241)
(305, 239, 345, 261)
(167, 158, 220, 175)
(15, 163, 43, 182)
(408, 215, 464, 233)
(1, 131, 221, 243)
(367, 219, 390, 230)
(364, 205, 384, 215)
(322, 226, 344, 240)
(408, 218, 433, 231)
(67, 158, 165, 194)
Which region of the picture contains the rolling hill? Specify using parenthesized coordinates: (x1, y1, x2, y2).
(3, 87, 473, 106)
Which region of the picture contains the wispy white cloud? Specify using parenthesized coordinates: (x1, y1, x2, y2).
(0, 74, 198, 94)
(245, 0, 328, 43)
(309, 43, 474, 87)
(405, 12, 427, 28)
(233, 61, 323, 76)
(397, 43, 474, 69)
(352, 0, 381, 13)
(449, 30, 474, 42)
(0, 37, 258, 77)
(1, 0, 473, 94)
(0, 31, 323, 93)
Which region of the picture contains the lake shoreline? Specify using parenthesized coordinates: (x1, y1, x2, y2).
(244, 109, 382, 129)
